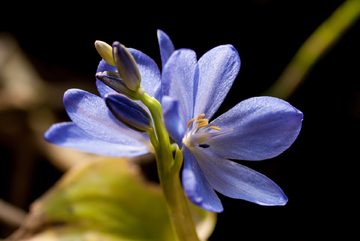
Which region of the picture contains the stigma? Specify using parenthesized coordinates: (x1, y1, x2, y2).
(182, 113, 232, 148)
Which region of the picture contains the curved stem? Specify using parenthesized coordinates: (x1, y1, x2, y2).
(263, 0, 360, 99)
(140, 93, 199, 241)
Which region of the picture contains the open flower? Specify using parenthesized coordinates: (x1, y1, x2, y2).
(44, 30, 303, 214)
(44, 31, 173, 157)
(161, 45, 303, 212)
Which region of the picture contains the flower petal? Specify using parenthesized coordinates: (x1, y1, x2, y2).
(162, 96, 186, 147)
(157, 29, 175, 69)
(162, 49, 198, 124)
(191, 147, 288, 206)
(193, 45, 241, 120)
(206, 96, 303, 160)
(96, 60, 118, 97)
(63, 88, 149, 146)
(44, 122, 149, 157)
(182, 146, 223, 213)
(127, 48, 162, 101)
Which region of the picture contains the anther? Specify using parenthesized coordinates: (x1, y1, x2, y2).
(197, 113, 205, 120)
(197, 123, 208, 129)
(209, 126, 221, 131)
(195, 119, 209, 124)
(187, 118, 195, 128)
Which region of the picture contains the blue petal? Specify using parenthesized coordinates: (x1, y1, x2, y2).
(162, 96, 186, 147)
(44, 122, 150, 157)
(157, 29, 175, 69)
(207, 96, 303, 160)
(127, 48, 162, 101)
(182, 146, 223, 213)
(63, 88, 149, 146)
(96, 60, 118, 98)
(162, 49, 198, 125)
(191, 147, 288, 206)
(193, 45, 241, 120)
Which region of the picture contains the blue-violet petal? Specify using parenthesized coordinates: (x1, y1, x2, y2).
(157, 29, 175, 69)
(182, 146, 223, 213)
(44, 122, 149, 157)
(191, 147, 288, 206)
(194, 45, 241, 120)
(206, 96, 303, 160)
(162, 49, 199, 125)
(63, 88, 148, 146)
(162, 96, 186, 147)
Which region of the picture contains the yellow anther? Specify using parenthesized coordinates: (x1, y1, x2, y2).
(196, 118, 209, 124)
(209, 126, 221, 131)
(197, 123, 208, 129)
(197, 113, 205, 120)
(187, 118, 195, 128)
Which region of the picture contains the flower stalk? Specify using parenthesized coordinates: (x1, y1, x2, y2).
(263, 0, 360, 99)
(139, 93, 199, 241)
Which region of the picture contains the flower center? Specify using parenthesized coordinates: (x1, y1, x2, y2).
(182, 113, 232, 148)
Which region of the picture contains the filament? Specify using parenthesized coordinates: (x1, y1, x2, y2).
(187, 118, 195, 128)
(209, 126, 221, 131)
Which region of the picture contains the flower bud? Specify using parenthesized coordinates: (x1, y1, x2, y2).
(105, 93, 151, 133)
(94, 41, 115, 66)
(96, 71, 139, 100)
(112, 42, 141, 91)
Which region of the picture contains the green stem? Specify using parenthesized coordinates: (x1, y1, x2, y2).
(263, 0, 360, 100)
(140, 93, 199, 241)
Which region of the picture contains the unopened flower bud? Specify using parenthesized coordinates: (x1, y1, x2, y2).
(105, 93, 151, 133)
(112, 41, 141, 91)
(94, 41, 115, 66)
(96, 71, 139, 100)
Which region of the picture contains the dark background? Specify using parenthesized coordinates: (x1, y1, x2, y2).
(1, 0, 358, 240)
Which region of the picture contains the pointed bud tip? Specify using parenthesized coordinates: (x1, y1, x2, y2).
(95, 40, 115, 66)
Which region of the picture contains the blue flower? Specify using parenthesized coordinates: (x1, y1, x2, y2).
(45, 30, 303, 214)
(161, 44, 303, 212)
(44, 30, 173, 157)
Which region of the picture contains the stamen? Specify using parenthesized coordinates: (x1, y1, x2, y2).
(197, 113, 205, 120)
(187, 118, 195, 128)
(197, 123, 208, 129)
(195, 118, 209, 124)
(209, 126, 221, 131)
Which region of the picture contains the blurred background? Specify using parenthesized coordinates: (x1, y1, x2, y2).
(0, 0, 359, 240)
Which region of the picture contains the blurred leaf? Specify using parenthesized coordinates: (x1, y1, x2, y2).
(9, 158, 216, 241)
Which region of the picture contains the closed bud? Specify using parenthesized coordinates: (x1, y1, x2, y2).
(112, 42, 141, 91)
(95, 41, 115, 66)
(96, 71, 139, 100)
(105, 93, 151, 133)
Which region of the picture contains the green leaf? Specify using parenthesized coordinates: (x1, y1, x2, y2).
(15, 158, 216, 241)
